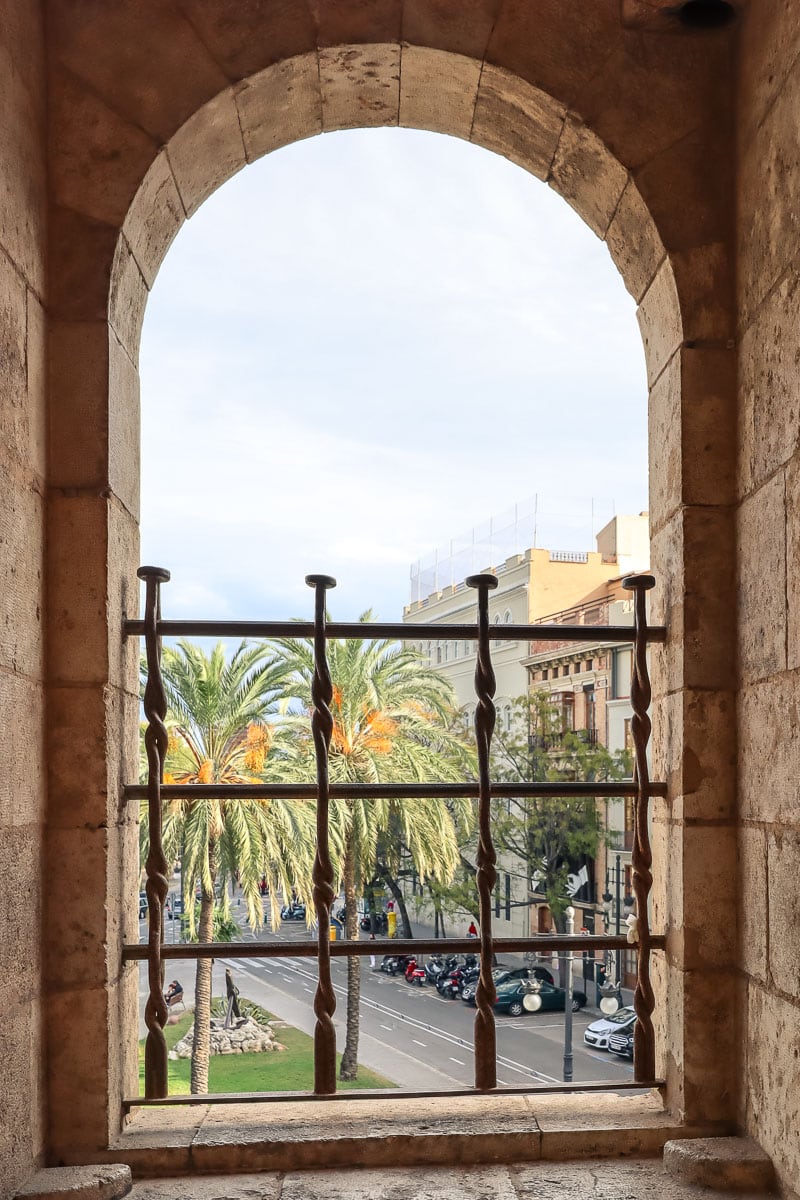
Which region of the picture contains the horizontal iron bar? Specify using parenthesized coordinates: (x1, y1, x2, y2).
(123, 618, 666, 644)
(122, 934, 664, 961)
(123, 1079, 664, 1111)
(125, 780, 667, 800)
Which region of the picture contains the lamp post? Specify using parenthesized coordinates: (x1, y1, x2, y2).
(561, 905, 575, 1083)
(600, 853, 634, 1012)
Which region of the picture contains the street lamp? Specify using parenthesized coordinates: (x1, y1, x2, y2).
(522, 978, 542, 1012)
(561, 905, 575, 1082)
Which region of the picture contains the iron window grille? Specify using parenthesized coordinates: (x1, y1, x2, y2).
(123, 567, 664, 1109)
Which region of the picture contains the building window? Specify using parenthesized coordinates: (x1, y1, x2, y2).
(542, 668, 549, 680)
(586, 658, 594, 672)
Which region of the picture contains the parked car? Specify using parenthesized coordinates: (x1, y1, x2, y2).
(583, 1006, 636, 1050)
(460, 964, 554, 1003)
(608, 1022, 636, 1059)
(466, 978, 587, 1017)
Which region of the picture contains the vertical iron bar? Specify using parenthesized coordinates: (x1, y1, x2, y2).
(466, 572, 498, 1091)
(306, 574, 337, 1095)
(624, 572, 656, 1082)
(138, 566, 171, 1099)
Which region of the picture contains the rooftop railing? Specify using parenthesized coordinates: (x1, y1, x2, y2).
(123, 569, 664, 1108)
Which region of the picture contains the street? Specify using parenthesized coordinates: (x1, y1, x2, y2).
(138, 902, 634, 1091)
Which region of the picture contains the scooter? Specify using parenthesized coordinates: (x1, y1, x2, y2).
(422, 954, 449, 984)
(280, 901, 306, 920)
(381, 953, 414, 976)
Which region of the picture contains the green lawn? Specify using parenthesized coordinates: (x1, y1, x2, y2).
(139, 1003, 396, 1095)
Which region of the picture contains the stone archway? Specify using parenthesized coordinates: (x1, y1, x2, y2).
(44, 12, 737, 1163)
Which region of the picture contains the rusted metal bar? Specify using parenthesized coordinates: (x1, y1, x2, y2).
(124, 1077, 666, 1111)
(467, 573, 498, 1091)
(122, 932, 667, 961)
(306, 574, 338, 1095)
(125, 779, 667, 801)
(124, 618, 667, 644)
(624, 572, 657, 1082)
(138, 566, 171, 1100)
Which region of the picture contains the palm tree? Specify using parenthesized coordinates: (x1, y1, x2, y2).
(268, 621, 475, 1080)
(140, 640, 315, 1093)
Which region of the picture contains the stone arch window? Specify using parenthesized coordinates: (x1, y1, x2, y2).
(42, 18, 737, 1160)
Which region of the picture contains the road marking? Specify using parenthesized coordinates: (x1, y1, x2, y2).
(380, 1024, 393, 1031)
(497, 1079, 509, 1086)
(449, 1057, 465, 1065)
(222, 954, 562, 1085)
(412, 1039, 427, 1047)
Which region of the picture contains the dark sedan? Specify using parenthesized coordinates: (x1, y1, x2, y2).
(467, 978, 587, 1016)
(608, 1022, 635, 1059)
(460, 964, 555, 1003)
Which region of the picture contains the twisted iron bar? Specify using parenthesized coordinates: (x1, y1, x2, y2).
(306, 574, 338, 1094)
(624, 572, 656, 1082)
(138, 566, 171, 1099)
(467, 573, 499, 1091)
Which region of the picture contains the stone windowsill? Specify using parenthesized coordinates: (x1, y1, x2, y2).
(95, 1091, 729, 1177)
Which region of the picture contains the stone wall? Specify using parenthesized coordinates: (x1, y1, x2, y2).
(737, 6, 800, 1195)
(0, 1, 47, 1195)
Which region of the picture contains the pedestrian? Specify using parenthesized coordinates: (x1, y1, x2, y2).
(468, 920, 478, 938)
(369, 932, 376, 969)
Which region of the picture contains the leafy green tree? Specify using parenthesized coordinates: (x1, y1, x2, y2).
(491, 693, 632, 929)
(140, 640, 314, 1094)
(430, 694, 631, 931)
(268, 621, 475, 1080)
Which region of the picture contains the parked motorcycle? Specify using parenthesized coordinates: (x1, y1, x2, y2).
(280, 901, 306, 921)
(380, 953, 414, 976)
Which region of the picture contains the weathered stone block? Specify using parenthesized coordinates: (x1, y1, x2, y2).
(738, 672, 800, 826)
(605, 179, 666, 304)
(402, 0, 501, 61)
(167, 89, 247, 217)
(663, 1135, 776, 1192)
(485, 0, 618, 107)
(49, 1, 228, 143)
(744, 982, 800, 1195)
(399, 46, 480, 140)
(46, 826, 118, 988)
(548, 117, 628, 239)
(767, 829, 800, 999)
(312, 0, 403, 47)
(738, 56, 800, 326)
(46, 987, 114, 1160)
(108, 330, 141, 522)
(0, 470, 44, 680)
(109, 236, 148, 363)
(0, 32, 46, 295)
(48, 207, 118, 324)
(738, 825, 768, 986)
(740, 271, 800, 498)
(635, 126, 732, 255)
(49, 64, 157, 227)
(0, 995, 43, 1200)
(738, 0, 800, 155)
(175, 0, 317, 82)
(670, 242, 734, 344)
(737, 471, 786, 685)
(681, 823, 738, 970)
(48, 321, 109, 489)
(0, 671, 44, 829)
(236, 55, 322, 163)
(47, 684, 138, 831)
(471, 65, 564, 181)
(25, 289, 47, 481)
(47, 494, 110, 686)
(122, 152, 184, 290)
(0, 249, 34, 472)
(320, 44, 401, 132)
(15, 1164, 132, 1200)
(682, 968, 738, 1124)
(636, 259, 682, 390)
(786, 454, 800, 671)
(652, 688, 736, 823)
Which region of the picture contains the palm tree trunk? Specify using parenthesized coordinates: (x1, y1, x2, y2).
(191, 856, 217, 1093)
(339, 841, 360, 1081)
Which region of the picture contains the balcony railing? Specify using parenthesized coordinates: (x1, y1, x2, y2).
(123, 569, 664, 1108)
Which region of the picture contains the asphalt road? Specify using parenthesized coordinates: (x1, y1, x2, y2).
(139, 903, 634, 1091)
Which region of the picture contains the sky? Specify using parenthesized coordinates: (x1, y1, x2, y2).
(140, 127, 647, 625)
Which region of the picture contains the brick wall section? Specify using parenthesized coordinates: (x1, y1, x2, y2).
(737, 6, 800, 1195)
(0, 2, 47, 1196)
